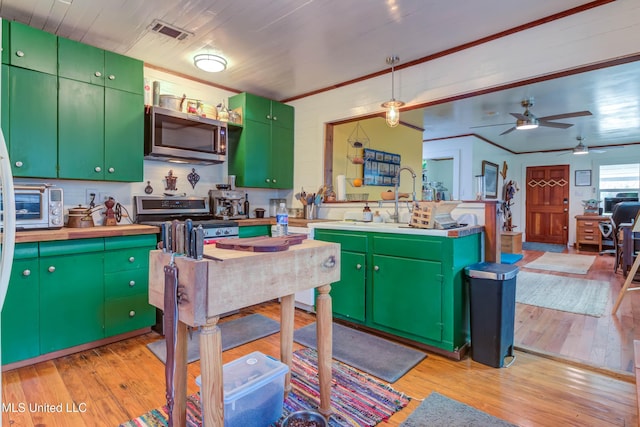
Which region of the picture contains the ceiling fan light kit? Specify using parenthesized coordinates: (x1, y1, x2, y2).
(516, 117, 539, 130)
(381, 55, 405, 127)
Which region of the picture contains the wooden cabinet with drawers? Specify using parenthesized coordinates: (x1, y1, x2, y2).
(575, 215, 609, 252)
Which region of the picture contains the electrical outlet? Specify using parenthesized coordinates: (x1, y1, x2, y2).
(86, 189, 99, 206)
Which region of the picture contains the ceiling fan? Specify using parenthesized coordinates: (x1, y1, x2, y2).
(472, 98, 593, 136)
(559, 136, 623, 155)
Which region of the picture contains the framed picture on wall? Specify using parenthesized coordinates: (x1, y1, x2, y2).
(482, 160, 499, 198)
(575, 169, 592, 186)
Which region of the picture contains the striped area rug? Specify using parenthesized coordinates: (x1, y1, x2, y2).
(119, 348, 410, 427)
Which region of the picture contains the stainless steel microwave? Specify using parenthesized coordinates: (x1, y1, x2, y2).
(144, 106, 227, 164)
(10, 184, 64, 230)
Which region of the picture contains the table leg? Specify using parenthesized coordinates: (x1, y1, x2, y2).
(280, 294, 295, 395)
(315, 283, 333, 418)
(612, 252, 640, 314)
(172, 321, 188, 427)
(200, 316, 222, 427)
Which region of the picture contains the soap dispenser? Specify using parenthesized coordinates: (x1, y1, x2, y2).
(363, 203, 373, 222)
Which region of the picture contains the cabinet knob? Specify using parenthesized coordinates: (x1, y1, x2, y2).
(265, 178, 271, 183)
(48, 266, 56, 273)
(95, 71, 102, 77)
(108, 167, 115, 173)
(374, 265, 380, 271)
(129, 280, 135, 287)
(356, 264, 362, 270)
(15, 50, 24, 58)
(129, 256, 135, 263)
(129, 310, 136, 317)
(272, 116, 277, 121)
(95, 166, 101, 172)
(266, 114, 271, 120)
(108, 74, 115, 80)
(272, 179, 277, 183)
(15, 161, 23, 168)
(22, 269, 31, 277)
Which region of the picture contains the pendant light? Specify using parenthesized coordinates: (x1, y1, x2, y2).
(381, 55, 405, 128)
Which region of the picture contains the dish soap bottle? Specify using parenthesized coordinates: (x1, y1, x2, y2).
(363, 203, 373, 222)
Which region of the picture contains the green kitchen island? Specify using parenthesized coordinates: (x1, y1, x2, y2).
(309, 221, 483, 360)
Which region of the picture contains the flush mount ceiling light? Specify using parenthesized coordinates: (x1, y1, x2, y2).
(381, 55, 405, 128)
(193, 54, 227, 72)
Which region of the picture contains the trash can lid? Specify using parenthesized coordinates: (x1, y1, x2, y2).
(465, 262, 519, 280)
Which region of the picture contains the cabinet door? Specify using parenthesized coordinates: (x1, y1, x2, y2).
(104, 51, 143, 94)
(243, 93, 272, 125)
(8, 67, 57, 177)
(270, 122, 294, 188)
(271, 101, 294, 129)
(40, 252, 105, 353)
(58, 78, 105, 179)
(231, 119, 271, 187)
(58, 37, 105, 85)
(331, 251, 366, 322)
(2, 257, 39, 364)
(1, 65, 8, 142)
(8, 21, 57, 75)
(239, 225, 270, 238)
(371, 254, 443, 343)
(104, 89, 144, 181)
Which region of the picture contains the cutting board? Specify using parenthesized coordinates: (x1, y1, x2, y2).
(215, 234, 307, 252)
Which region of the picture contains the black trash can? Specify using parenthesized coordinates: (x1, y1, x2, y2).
(464, 262, 518, 368)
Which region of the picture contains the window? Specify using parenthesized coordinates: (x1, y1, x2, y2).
(599, 163, 640, 213)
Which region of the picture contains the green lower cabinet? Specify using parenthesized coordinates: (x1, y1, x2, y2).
(371, 254, 443, 342)
(39, 243, 105, 354)
(331, 251, 366, 322)
(239, 225, 271, 238)
(314, 228, 481, 355)
(1, 243, 40, 364)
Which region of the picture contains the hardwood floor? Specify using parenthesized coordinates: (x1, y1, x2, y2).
(2, 289, 638, 427)
(514, 246, 640, 377)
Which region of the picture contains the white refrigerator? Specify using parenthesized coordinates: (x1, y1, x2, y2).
(0, 21, 18, 426)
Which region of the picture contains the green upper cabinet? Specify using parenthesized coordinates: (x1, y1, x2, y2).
(104, 88, 144, 181)
(1, 21, 9, 65)
(58, 37, 105, 85)
(228, 92, 294, 189)
(58, 78, 105, 179)
(5, 20, 57, 75)
(57, 34, 144, 181)
(104, 51, 143, 94)
(7, 66, 58, 177)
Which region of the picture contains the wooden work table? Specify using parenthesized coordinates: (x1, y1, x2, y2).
(148, 239, 341, 426)
(613, 219, 640, 314)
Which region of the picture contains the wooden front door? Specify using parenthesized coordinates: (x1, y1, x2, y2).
(525, 165, 569, 244)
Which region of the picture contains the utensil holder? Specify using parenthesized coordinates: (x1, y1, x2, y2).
(305, 205, 316, 220)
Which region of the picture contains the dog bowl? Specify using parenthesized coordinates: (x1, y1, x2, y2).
(282, 410, 327, 427)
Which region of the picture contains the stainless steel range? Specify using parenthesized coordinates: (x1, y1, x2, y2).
(134, 195, 239, 242)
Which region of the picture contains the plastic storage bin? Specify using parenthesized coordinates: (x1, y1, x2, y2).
(196, 351, 289, 427)
(465, 262, 519, 368)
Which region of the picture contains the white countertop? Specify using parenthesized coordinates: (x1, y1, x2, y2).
(307, 221, 483, 237)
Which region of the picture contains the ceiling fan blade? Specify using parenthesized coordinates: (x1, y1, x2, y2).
(538, 110, 592, 121)
(539, 121, 573, 129)
(500, 126, 516, 136)
(469, 122, 512, 129)
(509, 112, 527, 120)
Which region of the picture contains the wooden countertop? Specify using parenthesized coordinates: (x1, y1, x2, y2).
(14, 224, 160, 243)
(236, 218, 336, 227)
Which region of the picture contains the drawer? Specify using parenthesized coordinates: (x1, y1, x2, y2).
(105, 294, 155, 337)
(314, 230, 368, 252)
(105, 269, 148, 299)
(578, 234, 598, 242)
(373, 235, 442, 261)
(104, 235, 157, 251)
(104, 247, 151, 273)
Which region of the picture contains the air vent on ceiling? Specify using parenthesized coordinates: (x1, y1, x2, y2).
(149, 19, 193, 41)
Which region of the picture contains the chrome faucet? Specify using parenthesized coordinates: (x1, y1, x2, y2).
(394, 166, 417, 223)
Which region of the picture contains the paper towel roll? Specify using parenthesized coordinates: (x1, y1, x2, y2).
(336, 174, 347, 201)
